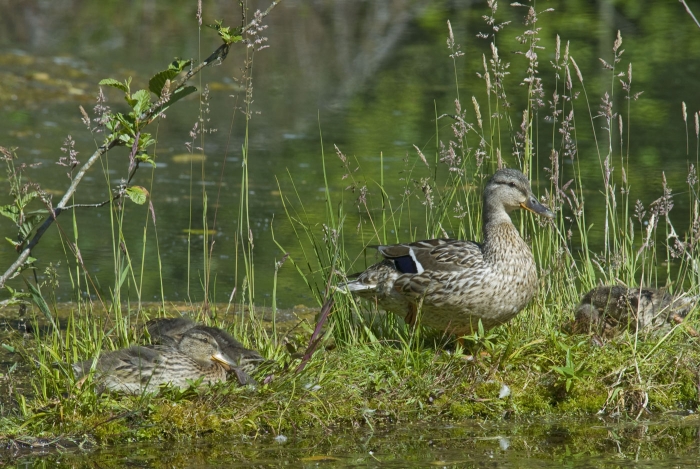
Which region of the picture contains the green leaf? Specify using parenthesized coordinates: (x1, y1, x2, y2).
(18, 214, 46, 241)
(169, 59, 191, 72)
(103, 113, 119, 132)
(207, 20, 242, 45)
(149, 69, 179, 96)
(118, 133, 133, 145)
(5, 286, 30, 300)
(114, 113, 136, 134)
(138, 133, 156, 150)
(2, 344, 15, 353)
(25, 281, 59, 334)
(126, 186, 149, 205)
(0, 205, 20, 223)
(552, 365, 575, 378)
(5, 237, 21, 249)
(18, 191, 39, 207)
(99, 78, 130, 93)
(148, 60, 191, 96)
(117, 262, 130, 289)
(131, 89, 152, 116)
(136, 153, 157, 168)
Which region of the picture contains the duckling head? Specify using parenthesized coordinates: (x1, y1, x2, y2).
(176, 328, 238, 370)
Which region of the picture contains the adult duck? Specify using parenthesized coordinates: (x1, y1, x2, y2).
(338, 168, 553, 336)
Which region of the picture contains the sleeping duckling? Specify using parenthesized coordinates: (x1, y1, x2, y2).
(73, 327, 238, 394)
(570, 285, 698, 338)
(146, 317, 265, 385)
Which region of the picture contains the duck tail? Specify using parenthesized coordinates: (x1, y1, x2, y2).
(334, 278, 376, 294)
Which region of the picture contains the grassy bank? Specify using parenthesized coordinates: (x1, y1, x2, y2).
(1, 309, 698, 447)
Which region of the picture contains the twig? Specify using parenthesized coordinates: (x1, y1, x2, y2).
(62, 200, 115, 211)
(295, 297, 335, 373)
(296, 271, 336, 373)
(0, 0, 284, 289)
(680, 0, 700, 30)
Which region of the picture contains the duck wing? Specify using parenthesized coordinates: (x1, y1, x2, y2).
(377, 238, 484, 274)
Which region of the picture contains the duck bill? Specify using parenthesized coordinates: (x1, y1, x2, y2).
(210, 352, 237, 371)
(520, 197, 554, 219)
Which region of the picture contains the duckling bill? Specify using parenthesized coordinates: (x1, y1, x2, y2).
(338, 168, 553, 336)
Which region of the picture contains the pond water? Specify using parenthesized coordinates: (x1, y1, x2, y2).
(1, 0, 699, 309)
(8, 417, 700, 467)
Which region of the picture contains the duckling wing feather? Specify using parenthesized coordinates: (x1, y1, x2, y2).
(106, 346, 170, 372)
(72, 345, 170, 378)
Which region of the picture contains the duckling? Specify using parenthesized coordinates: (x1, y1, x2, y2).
(337, 168, 553, 336)
(570, 285, 698, 338)
(72, 327, 238, 394)
(146, 317, 265, 385)
(145, 317, 195, 345)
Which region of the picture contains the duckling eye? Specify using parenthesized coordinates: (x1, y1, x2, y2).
(508, 182, 516, 188)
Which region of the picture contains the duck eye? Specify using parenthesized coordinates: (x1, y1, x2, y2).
(508, 182, 516, 188)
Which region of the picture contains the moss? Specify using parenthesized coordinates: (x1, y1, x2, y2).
(448, 401, 475, 418)
(556, 381, 607, 414)
(511, 386, 551, 415)
(149, 402, 223, 436)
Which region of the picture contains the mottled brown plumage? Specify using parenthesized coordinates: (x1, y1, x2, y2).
(146, 317, 265, 385)
(570, 285, 698, 338)
(338, 168, 553, 335)
(73, 328, 239, 394)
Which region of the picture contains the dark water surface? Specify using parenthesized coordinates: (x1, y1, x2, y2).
(8, 417, 700, 468)
(1, 0, 699, 308)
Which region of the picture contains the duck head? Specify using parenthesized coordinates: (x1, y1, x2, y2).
(483, 168, 554, 222)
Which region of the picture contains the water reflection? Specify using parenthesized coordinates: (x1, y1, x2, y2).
(0, 0, 699, 307)
(9, 418, 700, 467)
